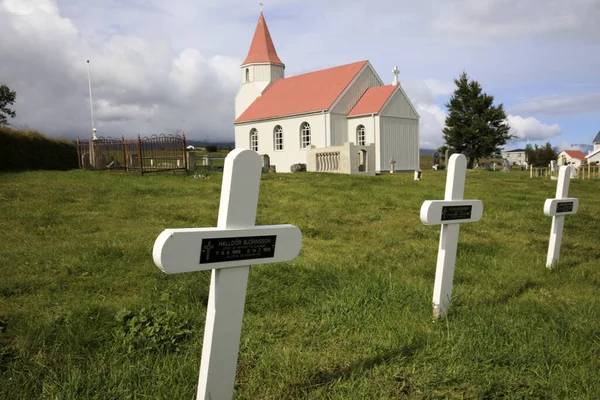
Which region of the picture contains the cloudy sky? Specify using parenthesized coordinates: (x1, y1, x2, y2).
(1, 0, 599, 150)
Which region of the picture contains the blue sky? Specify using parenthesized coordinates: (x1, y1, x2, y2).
(1, 0, 599, 151)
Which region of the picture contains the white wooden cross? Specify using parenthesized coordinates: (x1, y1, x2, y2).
(419, 154, 483, 319)
(392, 65, 399, 86)
(544, 165, 578, 268)
(153, 149, 302, 400)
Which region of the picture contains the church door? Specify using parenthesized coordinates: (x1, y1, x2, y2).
(358, 150, 367, 172)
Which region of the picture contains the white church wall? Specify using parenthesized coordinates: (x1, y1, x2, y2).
(378, 117, 419, 172)
(380, 87, 419, 119)
(329, 113, 347, 146)
(347, 116, 375, 145)
(235, 113, 327, 172)
(235, 64, 284, 119)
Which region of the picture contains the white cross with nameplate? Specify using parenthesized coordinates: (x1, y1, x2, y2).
(544, 165, 578, 269)
(153, 149, 302, 400)
(419, 154, 483, 319)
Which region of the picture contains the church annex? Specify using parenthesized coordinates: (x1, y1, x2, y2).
(234, 11, 420, 174)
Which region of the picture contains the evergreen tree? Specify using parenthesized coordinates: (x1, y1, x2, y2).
(442, 72, 513, 168)
(525, 142, 558, 167)
(0, 84, 17, 125)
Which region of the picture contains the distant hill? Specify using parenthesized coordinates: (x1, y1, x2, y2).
(187, 140, 235, 149)
(420, 148, 437, 155)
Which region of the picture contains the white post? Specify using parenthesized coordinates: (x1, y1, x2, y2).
(86, 60, 97, 140)
(434, 155, 463, 319)
(153, 149, 302, 400)
(196, 150, 260, 400)
(420, 154, 483, 319)
(544, 165, 578, 268)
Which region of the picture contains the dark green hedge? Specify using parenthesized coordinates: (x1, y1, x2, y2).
(0, 127, 78, 171)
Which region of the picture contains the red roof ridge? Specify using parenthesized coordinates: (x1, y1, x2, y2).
(242, 12, 284, 66)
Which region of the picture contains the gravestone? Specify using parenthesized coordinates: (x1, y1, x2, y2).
(153, 149, 302, 400)
(432, 152, 440, 169)
(485, 162, 491, 171)
(81, 153, 91, 169)
(444, 149, 454, 167)
(420, 154, 483, 319)
(550, 160, 557, 172)
(261, 154, 270, 173)
(390, 158, 396, 173)
(543, 165, 578, 268)
(187, 151, 196, 171)
(414, 169, 422, 180)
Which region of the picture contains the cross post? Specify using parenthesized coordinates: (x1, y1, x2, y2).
(392, 65, 399, 86)
(420, 154, 483, 319)
(544, 165, 578, 268)
(153, 149, 302, 400)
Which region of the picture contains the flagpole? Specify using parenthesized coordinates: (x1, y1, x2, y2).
(87, 60, 97, 140)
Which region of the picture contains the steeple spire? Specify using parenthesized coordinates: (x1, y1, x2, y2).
(242, 11, 284, 66)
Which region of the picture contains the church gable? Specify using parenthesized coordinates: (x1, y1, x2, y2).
(380, 86, 419, 119)
(329, 63, 383, 116)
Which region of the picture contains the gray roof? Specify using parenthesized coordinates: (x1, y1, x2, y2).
(503, 148, 526, 152)
(593, 131, 600, 143)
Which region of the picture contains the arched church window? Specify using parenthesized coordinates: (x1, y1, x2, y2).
(300, 122, 311, 148)
(245, 68, 250, 82)
(250, 128, 258, 152)
(274, 125, 283, 151)
(356, 125, 365, 146)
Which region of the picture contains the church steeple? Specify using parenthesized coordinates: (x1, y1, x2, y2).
(242, 12, 284, 67)
(235, 10, 285, 118)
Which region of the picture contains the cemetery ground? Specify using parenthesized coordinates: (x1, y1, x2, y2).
(1, 164, 600, 399)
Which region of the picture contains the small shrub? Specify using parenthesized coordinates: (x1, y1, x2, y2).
(205, 144, 218, 152)
(115, 307, 193, 354)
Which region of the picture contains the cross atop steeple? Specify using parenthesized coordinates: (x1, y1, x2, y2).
(259, 2, 264, 12)
(392, 65, 400, 86)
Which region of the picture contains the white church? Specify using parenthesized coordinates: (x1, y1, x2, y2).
(234, 11, 420, 175)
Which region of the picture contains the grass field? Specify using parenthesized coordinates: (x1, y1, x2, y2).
(1, 163, 600, 399)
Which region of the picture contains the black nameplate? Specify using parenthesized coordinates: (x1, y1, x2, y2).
(556, 202, 573, 213)
(441, 205, 473, 221)
(199, 235, 277, 264)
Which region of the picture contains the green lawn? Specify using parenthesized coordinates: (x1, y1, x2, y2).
(1, 166, 599, 399)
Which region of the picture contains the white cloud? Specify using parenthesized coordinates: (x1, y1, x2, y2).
(1, 0, 598, 147)
(403, 80, 453, 149)
(423, 79, 455, 97)
(507, 115, 562, 140)
(557, 140, 593, 153)
(508, 93, 600, 116)
(433, 0, 600, 42)
(0, 0, 240, 141)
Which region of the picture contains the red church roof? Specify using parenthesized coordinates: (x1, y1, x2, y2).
(347, 85, 396, 117)
(235, 60, 368, 123)
(242, 12, 284, 66)
(562, 150, 586, 160)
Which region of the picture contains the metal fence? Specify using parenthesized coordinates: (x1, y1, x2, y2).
(77, 134, 187, 175)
